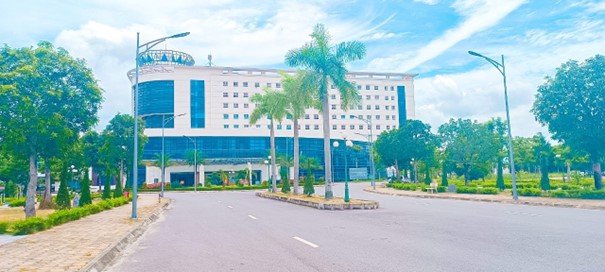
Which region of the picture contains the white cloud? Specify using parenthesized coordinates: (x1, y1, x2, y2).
(413, 0, 439, 5)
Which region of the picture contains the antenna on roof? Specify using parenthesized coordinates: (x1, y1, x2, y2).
(208, 53, 213, 67)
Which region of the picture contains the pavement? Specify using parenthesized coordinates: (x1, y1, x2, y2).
(0, 194, 165, 272)
(107, 182, 605, 272)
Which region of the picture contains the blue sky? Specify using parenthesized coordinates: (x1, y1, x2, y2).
(2, 0, 604, 137)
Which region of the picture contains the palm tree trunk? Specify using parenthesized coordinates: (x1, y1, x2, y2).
(322, 90, 333, 199)
(270, 119, 277, 192)
(39, 159, 52, 209)
(293, 118, 300, 195)
(25, 151, 37, 218)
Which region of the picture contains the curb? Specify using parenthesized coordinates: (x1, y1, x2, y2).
(256, 192, 379, 210)
(79, 199, 172, 272)
(364, 188, 605, 211)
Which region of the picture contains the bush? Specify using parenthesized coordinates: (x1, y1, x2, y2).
(56, 178, 71, 209)
(303, 176, 315, 196)
(392, 183, 418, 191)
(12, 217, 47, 235)
(102, 178, 111, 199)
(80, 175, 92, 206)
(518, 188, 542, 197)
(0, 222, 8, 234)
(456, 186, 478, 194)
(114, 180, 123, 198)
(579, 190, 605, 199)
(550, 190, 570, 198)
(7, 198, 25, 207)
(437, 186, 446, 193)
(477, 187, 499, 194)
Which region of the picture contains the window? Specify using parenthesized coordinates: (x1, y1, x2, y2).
(190, 80, 205, 128)
(256, 124, 261, 128)
(286, 114, 292, 120)
(374, 85, 378, 90)
(366, 115, 372, 120)
(224, 124, 229, 128)
(243, 92, 249, 98)
(357, 106, 362, 110)
(341, 125, 346, 130)
(365, 85, 370, 90)
(234, 103, 239, 108)
(374, 95, 379, 100)
(305, 125, 310, 130)
(376, 125, 381, 130)
(390, 86, 394, 91)
(375, 115, 380, 120)
(286, 124, 292, 130)
(393, 125, 397, 129)
(384, 86, 388, 91)
(233, 92, 239, 98)
(386, 115, 390, 120)
(314, 125, 319, 130)
(313, 114, 319, 119)
(277, 125, 282, 130)
(331, 94, 336, 99)
(305, 114, 310, 119)
(332, 115, 337, 120)
(244, 114, 249, 119)
(358, 115, 362, 119)
(276, 83, 281, 88)
(331, 104, 337, 110)
(243, 82, 249, 87)
(233, 82, 239, 87)
(366, 105, 371, 110)
(357, 85, 361, 90)
(266, 83, 272, 87)
(223, 103, 228, 108)
(244, 124, 250, 128)
(223, 114, 229, 119)
(386, 125, 391, 130)
(385, 96, 389, 101)
(350, 125, 355, 130)
(392, 115, 396, 120)
(359, 125, 363, 130)
(367, 125, 371, 130)
(223, 81, 228, 86)
(341, 115, 345, 119)
(223, 92, 228, 97)
(391, 96, 395, 100)
(331, 85, 335, 89)
(254, 82, 260, 88)
(375, 105, 380, 110)
(365, 95, 371, 100)
(332, 125, 337, 130)
(234, 124, 239, 128)
(244, 103, 249, 108)
(234, 114, 239, 119)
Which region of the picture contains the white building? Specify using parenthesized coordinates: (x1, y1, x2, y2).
(128, 50, 416, 186)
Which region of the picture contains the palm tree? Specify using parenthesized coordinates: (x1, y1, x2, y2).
(152, 153, 173, 186)
(185, 150, 205, 186)
(285, 24, 366, 199)
(281, 71, 318, 195)
(250, 89, 288, 192)
(218, 170, 229, 187)
(300, 156, 322, 178)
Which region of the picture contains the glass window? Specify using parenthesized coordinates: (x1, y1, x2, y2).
(330, 85, 335, 89)
(277, 125, 282, 130)
(366, 115, 372, 120)
(359, 125, 363, 130)
(234, 124, 239, 128)
(331, 104, 336, 110)
(233, 92, 239, 97)
(233, 82, 239, 87)
(386, 115, 390, 120)
(357, 106, 362, 110)
(223, 103, 228, 108)
(376, 115, 380, 120)
(305, 114, 310, 119)
(234, 114, 239, 119)
(223, 114, 229, 119)
(366, 105, 371, 110)
(244, 124, 249, 128)
(314, 125, 319, 130)
(266, 82, 272, 88)
(244, 103, 249, 108)
(313, 114, 319, 119)
(340, 115, 345, 119)
(391, 96, 395, 100)
(390, 86, 394, 91)
(332, 125, 337, 130)
(366, 95, 371, 100)
(385, 96, 389, 101)
(276, 83, 281, 88)
(375, 105, 380, 110)
(223, 81, 228, 86)
(350, 125, 355, 130)
(234, 103, 239, 108)
(341, 125, 346, 130)
(223, 92, 228, 97)
(392, 115, 396, 120)
(286, 124, 292, 130)
(190, 80, 205, 128)
(376, 125, 381, 130)
(331, 94, 336, 99)
(374, 95, 379, 100)
(386, 125, 391, 130)
(244, 114, 249, 119)
(243, 82, 248, 87)
(255, 82, 260, 88)
(384, 86, 388, 91)
(305, 125, 310, 130)
(243, 92, 249, 98)
(224, 124, 229, 128)
(374, 85, 378, 90)
(332, 115, 336, 119)
(357, 85, 361, 90)
(365, 85, 370, 90)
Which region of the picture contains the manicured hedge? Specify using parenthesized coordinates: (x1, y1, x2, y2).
(1, 197, 130, 235)
(518, 188, 542, 197)
(139, 184, 269, 192)
(6, 198, 26, 207)
(457, 186, 499, 195)
(391, 183, 418, 191)
(549, 189, 605, 199)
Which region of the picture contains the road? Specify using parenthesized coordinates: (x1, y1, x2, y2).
(107, 182, 605, 272)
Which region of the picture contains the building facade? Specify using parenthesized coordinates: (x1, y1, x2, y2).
(128, 50, 416, 186)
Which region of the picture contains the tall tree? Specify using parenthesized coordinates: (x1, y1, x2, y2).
(486, 118, 508, 190)
(281, 71, 317, 195)
(250, 89, 288, 192)
(532, 55, 605, 189)
(439, 119, 499, 185)
(185, 150, 205, 186)
(0, 42, 103, 217)
(285, 24, 366, 199)
(533, 133, 553, 190)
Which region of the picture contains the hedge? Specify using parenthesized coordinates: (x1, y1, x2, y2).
(139, 184, 268, 192)
(391, 183, 418, 191)
(1, 197, 130, 235)
(457, 186, 499, 195)
(518, 188, 542, 197)
(6, 198, 26, 207)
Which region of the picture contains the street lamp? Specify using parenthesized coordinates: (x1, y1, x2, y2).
(350, 115, 376, 190)
(153, 113, 186, 198)
(332, 141, 339, 183)
(344, 140, 353, 203)
(264, 159, 270, 191)
(132, 31, 190, 219)
(183, 135, 198, 192)
(468, 50, 519, 200)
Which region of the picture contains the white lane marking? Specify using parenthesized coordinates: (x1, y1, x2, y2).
(227, 205, 233, 209)
(248, 215, 258, 220)
(292, 236, 319, 248)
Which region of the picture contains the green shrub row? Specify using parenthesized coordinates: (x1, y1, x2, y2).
(456, 186, 499, 195)
(391, 183, 419, 191)
(5, 198, 26, 207)
(140, 184, 269, 192)
(0, 197, 130, 235)
(518, 188, 542, 197)
(548, 189, 605, 199)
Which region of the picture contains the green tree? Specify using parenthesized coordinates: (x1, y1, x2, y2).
(56, 176, 71, 209)
(185, 150, 205, 186)
(250, 89, 288, 192)
(114, 176, 123, 198)
(79, 174, 92, 206)
(102, 175, 111, 200)
(278, 155, 293, 193)
(513, 136, 537, 172)
(0, 42, 103, 217)
(281, 71, 317, 194)
(486, 118, 508, 190)
(533, 133, 553, 190)
(532, 55, 605, 189)
(285, 24, 366, 199)
(218, 170, 229, 187)
(439, 119, 499, 185)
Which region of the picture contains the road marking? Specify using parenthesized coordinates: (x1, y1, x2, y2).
(292, 236, 319, 248)
(227, 205, 233, 209)
(248, 215, 258, 220)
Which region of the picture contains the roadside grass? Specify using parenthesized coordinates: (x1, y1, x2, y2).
(0, 208, 55, 223)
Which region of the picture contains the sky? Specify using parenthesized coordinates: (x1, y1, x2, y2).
(1, 0, 604, 137)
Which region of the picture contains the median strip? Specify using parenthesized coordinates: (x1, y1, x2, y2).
(292, 236, 319, 248)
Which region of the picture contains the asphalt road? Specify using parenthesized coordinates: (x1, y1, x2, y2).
(107, 183, 605, 272)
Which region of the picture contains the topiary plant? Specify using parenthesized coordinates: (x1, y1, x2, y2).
(113, 178, 123, 198)
(79, 175, 92, 206)
(303, 175, 315, 196)
(56, 178, 71, 210)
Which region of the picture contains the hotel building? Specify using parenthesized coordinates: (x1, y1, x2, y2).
(128, 49, 416, 186)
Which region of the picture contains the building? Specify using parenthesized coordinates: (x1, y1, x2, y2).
(128, 49, 416, 186)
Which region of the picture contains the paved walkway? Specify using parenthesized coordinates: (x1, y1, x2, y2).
(0, 194, 165, 272)
(366, 185, 605, 210)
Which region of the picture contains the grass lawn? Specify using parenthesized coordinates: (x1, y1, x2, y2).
(0, 208, 55, 223)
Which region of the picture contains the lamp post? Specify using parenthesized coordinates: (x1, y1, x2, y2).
(132, 31, 190, 219)
(155, 113, 186, 198)
(350, 115, 376, 190)
(468, 50, 518, 200)
(344, 139, 353, 202)
(264, 159, 270, 191)
(184, 135, 198, 192)
(332, 141, 339, 183)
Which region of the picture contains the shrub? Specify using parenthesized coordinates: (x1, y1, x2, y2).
(518, 188, 542, 197)
(437, 186, 446, 193)
(392, 183, 418, 191)
(303, 176, 315, 196)
(7, 198, 25, 207)
(12, 217, 47, 235)
(477, 187, 499, 195)
(80, 175, 92, 206)
(579, 190, 605, 199)
(456, 186, 478, 194)
(102, 178, 111, 199)
(558, 184, 582, 191)
(0, 222, 8, 234)
(550, 190, 570, 198)
(114, 180, 123, 198)
(56, 178, 71, 209)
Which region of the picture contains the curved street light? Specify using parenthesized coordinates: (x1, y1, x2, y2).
(132, 32, 190, 219)
(468, 50, 518, 200)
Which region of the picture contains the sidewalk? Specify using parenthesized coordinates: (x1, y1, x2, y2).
(0, 194, 168, 272)
(365, 186, 605, 210)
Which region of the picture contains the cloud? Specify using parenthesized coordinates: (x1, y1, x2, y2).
(413, 0, 439, 5)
